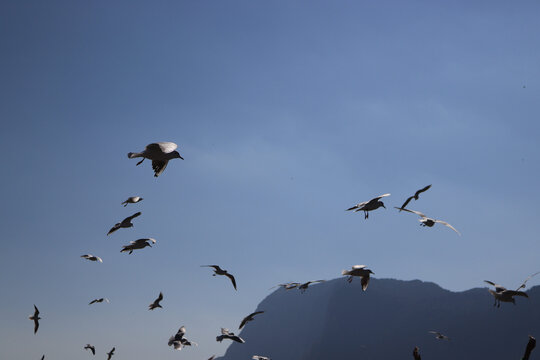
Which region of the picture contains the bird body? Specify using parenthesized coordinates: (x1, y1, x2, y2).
(149, 292, 163, 310)
(239, 311, 264, 329)
(394, 207, 461, 235)
(121, 196, 143, 207)
(216, 328, 245, 343)
(107, 212, 141, 235)
(202, 265, 237, 290)
(253, 356, 271, 360)
(347, 194, 390, 219)
(128, 142, 183, 177)
(89, 298, 109, 305)
(29, 305, 40, 334)
(342, 265, 374, 291)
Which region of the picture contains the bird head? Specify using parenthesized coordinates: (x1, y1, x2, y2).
(380, 202, 386, 209)
(368, 269, 374, 274)
(172, 150, 184, 160)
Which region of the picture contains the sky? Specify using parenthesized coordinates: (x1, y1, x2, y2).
(1, 0, 540, 359)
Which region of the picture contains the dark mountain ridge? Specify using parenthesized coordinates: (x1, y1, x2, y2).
(219, 278, 540, 360)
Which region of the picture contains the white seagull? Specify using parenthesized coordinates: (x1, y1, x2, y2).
(394, 207, 461, 235)
(128, 142, 184, 177)
(81, 254, 103, 263)
(121, 196, 143, 207)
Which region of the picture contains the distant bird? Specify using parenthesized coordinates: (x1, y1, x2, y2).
(216, 328, 245, 343)
(128, 142, 184, 177)
(239, 311, 264, 329)
(106, 347, 115, 360)
(523, 335, 536, 360)
(484, 280, 528, 307)
(84, 344, 96, 355)
(121, 238, 155, 254)
(208, 356, 216, 360)
(168, 326, 197, 350)
(342, 265, 374, 291)
(201, 265, 237, 290)
(270, 282, 301, 290)
(89, 298, 109, 305)
(149, 292, 163, 310)
(253, 356, 271, 360)
(394, 207, 461, 235)
(347, 193, 390, 219)
(41, 356, 44, 360)
(298, 280, 325, 293)
(121, 196, 143, 207)
(107, 212, 141, 235)
(413, 346, 421, 360)
(429, 331, 450, 340)
(517, 271, 540, 291)
(81, 254, 103, 263)
(29, 305, 40, 334)
(399, 185, 431, 210)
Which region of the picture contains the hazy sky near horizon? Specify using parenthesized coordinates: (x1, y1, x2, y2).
(1, 0, 540, 359)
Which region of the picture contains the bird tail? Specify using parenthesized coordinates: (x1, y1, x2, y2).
(128, 152, 142, 158)
(342, 270, 350, 275)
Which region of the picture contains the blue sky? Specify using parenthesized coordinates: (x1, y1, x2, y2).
(1, 0, 540, 359)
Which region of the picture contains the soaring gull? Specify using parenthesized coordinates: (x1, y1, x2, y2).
(128, 142, 184, 177)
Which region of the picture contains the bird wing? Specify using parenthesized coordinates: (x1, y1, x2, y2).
(107, 224, 120, 235)
(346, 202, 366, 211)
(201, 265, 221, 271)
(34, 318, 39, 333)
(415, 184, 432, 197)
(208, 356, 216, 360)
(399, 196, 414, 210)
(434, 220, 461, 235)
(361, 275, 370, 291)
(429, 331, 441, 336)
(372, 193, 391, 201)
(221, 328, 230, 335)
(484, 280, 506, 292)
(517, 271, 540, 291)
(225, 273, 237, 290)
(157, 292, 163, 301)
(413, 346, 421, 360)
(152, 160, 169, 177)
(146, 142, 178, 154)
(524, 336, 536, 360)
(125, 212, 142, 222)
(146, 238, 157, 244)
(89, 299, 97, 304)
(352, 265, 367, 269)
(504, 290, 528, 298)
(394, 207, 427, 218)
(34, 305, 39, 316)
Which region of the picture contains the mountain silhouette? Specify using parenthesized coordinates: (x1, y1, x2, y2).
(218, 278, 540, 360)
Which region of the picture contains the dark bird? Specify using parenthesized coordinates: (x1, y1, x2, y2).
(107, 212, 141, 235)
(84, 344, 96, 355)
(239, 311, 264, 329)
(413, 346, 421, 360)
(429, 330, 450, 340)
(120, 238, 155, 254)
(29, 305, 40, 334)
(342, 265, 374, 291)
(298, 280, 325, 293)
(106, 347, 115, 360)
(149, 292, 163, 310)
(346, 193, 390, 219)
(216, 328, 245, 343)
(168, 326, 197, 350)
(394, 207, 461, 235)
(399, 185, 431, 210)
(41, 356, 44, 360)
(201, 265, 237, 290)
(522, 335, 536, 360)
(270, 282, 301, 290)
(121, 196, 143, 207)
(484, 280, 528, 307)
(128, 142, 184, 177)
(81, 254, 103, 263)
(89, 298, 109, 305)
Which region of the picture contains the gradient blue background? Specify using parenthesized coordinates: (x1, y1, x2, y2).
(1, 1, 540, 359)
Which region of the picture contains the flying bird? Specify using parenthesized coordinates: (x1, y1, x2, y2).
(201, 265, 237, 290)
(207, 356, 216, 360)
(84, 344, 96, 355)
(89, 298, 109, 305)
(523, 335, 536, 360)
(484, 280, 528, 307)
(149, 292, 163, 310)
(106, 347, 115, 360)
(29, 305, 40, 334)
(168, 326, 197, 350)
(216, 328, 245, 343)
(298, 280, 325, 293)
(81, 254, 103, 263)
(347, 194, 390, 219)
(239, 311, 264, 329)
(399, 185, 431, 210)
(121, 238, 155, 254)
(128, 142, 184, 177)
(121, 196, 143, 207)
(107, 212, 141, 235)
(253, 356, 271, 360)
(394, 207, 461, 235)
(41, 356, 44, 360)
(429, 331, 450, 340)
(270, 282, 301, 290)
(413, 346, 421, 360)
(342, 265, 374, 291)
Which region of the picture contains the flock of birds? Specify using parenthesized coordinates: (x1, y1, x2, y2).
(27, 142, 538, 359)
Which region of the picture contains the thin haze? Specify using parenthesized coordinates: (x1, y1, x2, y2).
(1, 1, 540, 359)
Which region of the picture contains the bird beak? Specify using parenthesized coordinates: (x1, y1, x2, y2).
(382, 204, 386, 209)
